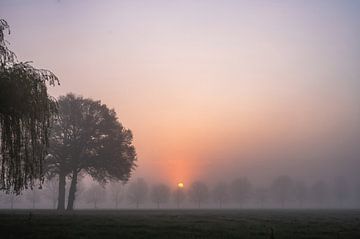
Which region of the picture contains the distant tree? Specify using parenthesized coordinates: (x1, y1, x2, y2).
(151, 183, 170, 208)
(45, 94, 137, 211)
(230, 177, 252, 208)
(310, 180, 328, 207)
(127, 178, 148, 208)
(0, 19, 59, 194)
(0, 191, 21, 209)
(333, 176, 350, 207)
(110, 181, 125, 209)
(212, 182, 229, 208)
(85, 184, 106, 209)
(25, 188, 41, 209)
(271, 175, 293, 208)
(173, 187, 186, 209)
(188, 181, 209, 208)
(294, 181, 308, 208)
(42, 178, 59, 209)
(254, 187, 269, 208)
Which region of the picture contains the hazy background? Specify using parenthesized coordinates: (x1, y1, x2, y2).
(1, 0, 360, 188)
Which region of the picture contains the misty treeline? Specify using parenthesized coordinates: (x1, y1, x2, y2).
(1, 176, 360, 209)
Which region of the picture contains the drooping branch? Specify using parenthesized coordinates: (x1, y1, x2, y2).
(0, 19, 59, 194)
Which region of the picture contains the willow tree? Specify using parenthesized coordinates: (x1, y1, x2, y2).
(0, 19, 59, 193)
(46, 94, 137, 210)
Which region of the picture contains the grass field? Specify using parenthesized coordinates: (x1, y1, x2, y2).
(1, 209, 360, 239)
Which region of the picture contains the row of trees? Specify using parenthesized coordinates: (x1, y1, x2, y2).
(1, 176, 359, 209)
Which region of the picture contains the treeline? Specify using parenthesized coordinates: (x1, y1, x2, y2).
(1, 176, 359, 209)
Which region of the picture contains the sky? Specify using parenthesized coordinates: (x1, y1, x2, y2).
(1, 0, 360, 188)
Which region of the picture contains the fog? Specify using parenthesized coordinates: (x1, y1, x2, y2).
(1, 0, 360, 210)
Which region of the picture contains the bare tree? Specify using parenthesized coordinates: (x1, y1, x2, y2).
(173, 187, 186, 209)
(294, 181, 308, 208)
(127, 178, 148, 208)
(271, 175, 293, 208)
(254, 187, 269, 208)
(188, 181, 209, 208)
(151, 183, 170, 208)
(212, 182, 229, 208)
(85, 184, 106, 209)
(110, 181, 125, 209)
(230, 177, 252, 208)
(310, 180, 328, 207)
(25, 188, 41, 209)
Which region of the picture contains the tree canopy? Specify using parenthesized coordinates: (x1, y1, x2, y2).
(46, 94, 137, 210)
(0, 19, 59, 194)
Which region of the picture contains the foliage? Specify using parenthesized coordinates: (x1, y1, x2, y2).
(0, 19, 59, 194)
(46, 94, 137, 210)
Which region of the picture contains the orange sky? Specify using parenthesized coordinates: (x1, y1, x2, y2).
(2, 0, 360, 185)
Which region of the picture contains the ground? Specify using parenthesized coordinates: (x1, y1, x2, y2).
(0, 209, 360, 239)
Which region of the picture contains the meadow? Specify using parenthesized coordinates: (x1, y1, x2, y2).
(0, 209, 359, 239)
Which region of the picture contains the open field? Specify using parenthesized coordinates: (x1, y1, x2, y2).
(0, 210, 360, 239)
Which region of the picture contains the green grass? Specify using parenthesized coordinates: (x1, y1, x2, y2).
(0, 209, 360, 238)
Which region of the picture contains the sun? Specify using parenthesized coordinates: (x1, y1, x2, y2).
(177, 182, 184, 188)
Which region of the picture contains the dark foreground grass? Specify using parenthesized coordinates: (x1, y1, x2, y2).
(0, 209, 360, 239)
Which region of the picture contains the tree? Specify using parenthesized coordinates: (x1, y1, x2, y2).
(211, 182, 229, 208)
(25, 187, 41, 209)
(230, 177, 252, 208)
(294, 181, 308, 208)
(254, 187, 269, 208)
(173, 187, 186, 209)
(85, 184, 106, 209)
(42, 178, 59, 209)
(0, 191, 21, 209)
(150, 183, 170, 208)
(310, 180, 328, 207)
(127, 178, 148, 208)
(0, 19, 59, 194)
(110, 181, 125, 209)
(271, 175, 293, 208)
(188, 181, 209, 208)
(46, 94, 137, 211)
(333, 176, 349, 207)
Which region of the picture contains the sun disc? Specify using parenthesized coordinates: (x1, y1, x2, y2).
(177, 182, 184, 188)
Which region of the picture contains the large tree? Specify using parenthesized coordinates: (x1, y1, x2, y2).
(0, 19, 58, 194)
(46, 94, 136, 210)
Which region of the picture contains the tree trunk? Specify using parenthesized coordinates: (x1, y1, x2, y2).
(57, 171, 66, 211)
(66, 170, 78, 211)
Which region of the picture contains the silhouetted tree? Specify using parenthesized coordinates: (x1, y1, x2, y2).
(0, 19, 58, 193)
(231, 177, 252, 208)
(310, 180, 328, 207)
(173, 187, 186, 209)
(151, 183, 170, 208)
(46, 94, 136, 211)
(294, 181, 308, 208)
(110, 181, 125, 209)
(254, 187, 269, 208)
(271, 175, 293, 208)
(212, 182, 229, 208)
(127, 178, 148, 208)
(85, 184, 106, 209)
(188, 181, 209, 208)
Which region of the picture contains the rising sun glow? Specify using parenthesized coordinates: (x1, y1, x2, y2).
(177, 182, 184, 188)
